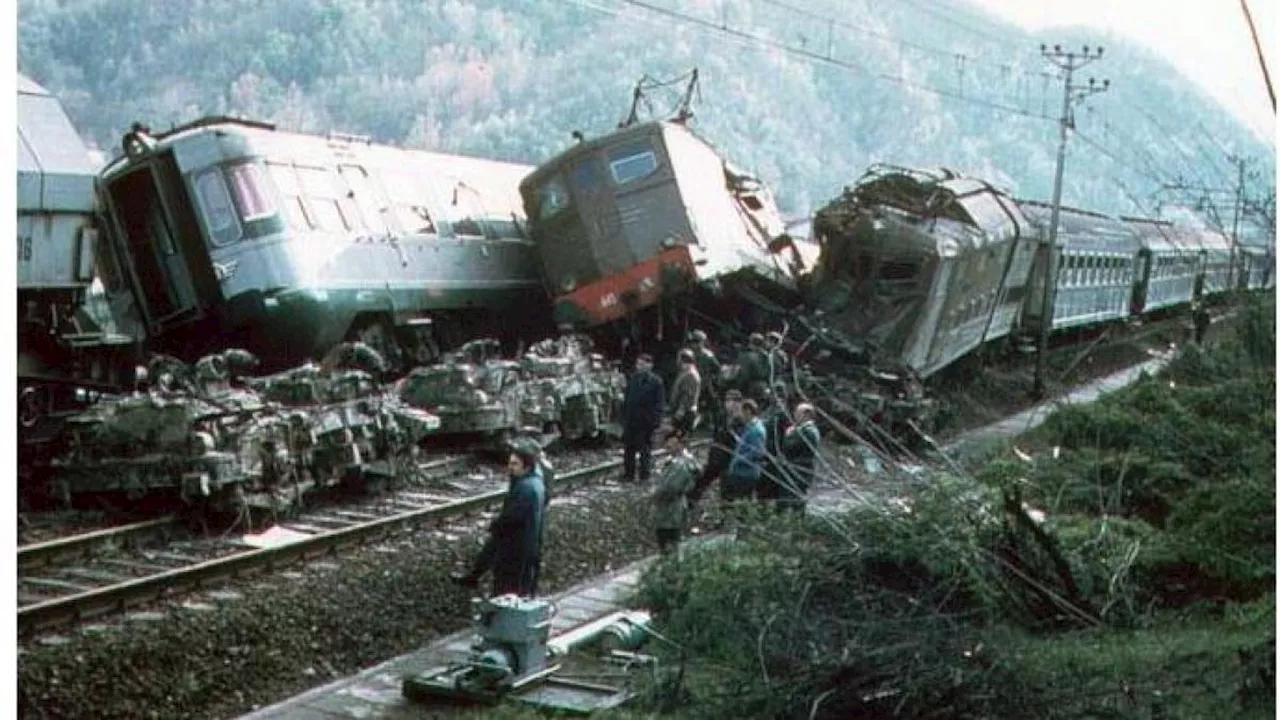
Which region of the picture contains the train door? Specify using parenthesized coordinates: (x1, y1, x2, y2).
(104, 157, 201, 334)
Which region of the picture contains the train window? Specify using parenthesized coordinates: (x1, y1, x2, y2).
(339, 165, 390, 235)
(608, 140, 659, 186)
(380, 168, 437, 235)
(879, 261, 919, 282)
(194, 168, 242, 246)
(571, 158, 603, 193)
(297, 166, 350, 233)
(538, 178, 571, 220)
(267, 162, 314, 231)
(226, 163, 277, 222)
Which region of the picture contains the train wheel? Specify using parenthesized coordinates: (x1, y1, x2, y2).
(18, 385, 49, 429)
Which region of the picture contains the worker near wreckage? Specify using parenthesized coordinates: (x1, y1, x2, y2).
(687, 329, 723, 430)
(621, 353, 665, 482)
(650, 427, 701, 554)
(779, 402, 820, 512)
(452, 446, 546, 597)
(668, 349, 702, 435)
(724, 398, 766, 503)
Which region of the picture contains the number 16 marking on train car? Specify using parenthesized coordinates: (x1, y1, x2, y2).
(18, 235, 32, 262)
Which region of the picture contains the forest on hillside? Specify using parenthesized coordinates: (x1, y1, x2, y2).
(17, 0, 1276, 233)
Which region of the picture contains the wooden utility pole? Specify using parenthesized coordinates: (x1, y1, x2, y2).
(1033, 44, 1108, 399)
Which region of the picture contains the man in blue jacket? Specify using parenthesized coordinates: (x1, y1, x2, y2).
(452, 446, 547, 597)
(724, 399, 766, 502)
(622, 353, 665, 482)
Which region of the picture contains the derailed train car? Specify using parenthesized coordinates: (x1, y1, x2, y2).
(519, 119, 809, 336)
(92, 117, 550, 374)
(18, 74, 139, 437)
(809, 165, 1038, 379)
(808, 164, 1269, 397)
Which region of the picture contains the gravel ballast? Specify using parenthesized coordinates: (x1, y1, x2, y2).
(18, 479, 659, 720)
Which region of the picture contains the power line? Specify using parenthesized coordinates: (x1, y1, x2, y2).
(566, 0, 1055, 122)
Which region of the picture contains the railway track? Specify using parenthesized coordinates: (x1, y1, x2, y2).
(17, 447, 695, 637)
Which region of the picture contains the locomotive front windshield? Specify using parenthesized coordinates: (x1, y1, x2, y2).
(193, 160, 282, 246)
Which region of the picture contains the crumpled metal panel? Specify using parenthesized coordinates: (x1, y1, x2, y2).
(809, 165, 1028, 375)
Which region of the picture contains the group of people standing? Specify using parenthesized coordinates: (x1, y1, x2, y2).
(452, 327, 822, 598)
(623, 329, 822, 555)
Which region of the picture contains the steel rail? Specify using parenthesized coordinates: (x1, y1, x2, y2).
(18, 516, 181, 574)
(17, 445, 702, 637)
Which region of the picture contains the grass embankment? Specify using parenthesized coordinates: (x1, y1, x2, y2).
(611, 296, 1276, 719)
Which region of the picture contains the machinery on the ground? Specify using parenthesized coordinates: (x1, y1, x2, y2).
(403, 594, 651, 713)
(42, 351, 441, 513)
(397, 336, 623, 443)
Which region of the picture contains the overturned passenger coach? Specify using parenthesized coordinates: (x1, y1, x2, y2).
(93, 117, 549, 373)
(519, 120, 808, 333)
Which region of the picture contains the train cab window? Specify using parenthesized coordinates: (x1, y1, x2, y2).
(194, 168, 242, 246)
(537, 177, 571, 220)
(607, 140, 659, 186)
(297, 166, 352, 233)
(226, 163, 276, 221)
(267, 162, 313, 231)
(570, 157, 603, 193)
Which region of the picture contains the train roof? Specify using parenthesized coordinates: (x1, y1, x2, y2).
(1119, 216, 1210, 253)
(1014, 199, 1141, 253)
(17, 73, 97, 214)
(519, 120, 698, 191)
(99, 116, 535, 219)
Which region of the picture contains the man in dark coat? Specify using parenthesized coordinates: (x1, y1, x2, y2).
(452, 447, 547, 596)
(622, 353, 665, 482)
(779, 402, 820, 513)
(735, 333, 770, 403)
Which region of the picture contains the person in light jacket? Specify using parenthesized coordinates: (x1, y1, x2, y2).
(668, 349, 702, 434)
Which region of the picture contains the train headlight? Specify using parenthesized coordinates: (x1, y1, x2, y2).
(560, 277, 577, 293)
(661, 236, 678, 249)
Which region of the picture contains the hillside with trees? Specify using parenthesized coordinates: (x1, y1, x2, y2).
(19, 0, 1275, 231)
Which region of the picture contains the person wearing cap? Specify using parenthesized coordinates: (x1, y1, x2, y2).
(689, 389, 745, 506)
(779, 402, 820, 512)
(735, 333, 770, 402)
(687, 330, 723, 429)
(651, 427, 701, 554)
(668, 349, 701, 434)
(621, 353, 665, 482)
(451, 445, 547, 596)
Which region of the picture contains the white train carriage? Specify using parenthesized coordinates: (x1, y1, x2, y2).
(1121, 218, 1201, 314)
(1184, 227, 1235, 299)
(1016, 201, 1140, 333)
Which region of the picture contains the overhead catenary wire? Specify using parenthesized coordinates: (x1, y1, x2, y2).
(557, 0, 1056, 123)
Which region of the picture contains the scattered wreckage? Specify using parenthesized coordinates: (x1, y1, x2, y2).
(397, 336, 624, 444)
(38, 337, 624, 514)
(43, 347, 441, 515)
